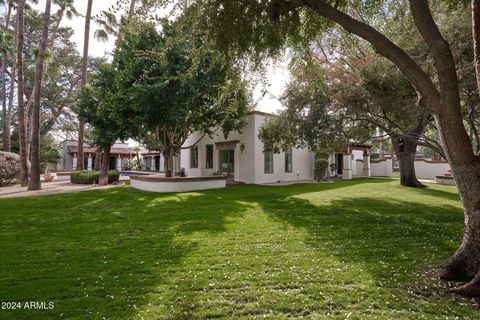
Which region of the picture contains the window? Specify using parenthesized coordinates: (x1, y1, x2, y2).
(190, 146, 198, 168)
(264, 151, 274, 174)
(206, 144, 213, 169)
(285, 149, 293, 173)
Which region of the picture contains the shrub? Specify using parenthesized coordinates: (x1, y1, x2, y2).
(314, 158, 330, 182)
(108, 170, 120, 183)
(70, 170, 99, 184)
(70, 170, 120, 185)
(0, 151, 21, 187)
(175, 168, 186, 177)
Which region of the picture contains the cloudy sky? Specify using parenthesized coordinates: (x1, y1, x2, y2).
(28, 0, 289, 114)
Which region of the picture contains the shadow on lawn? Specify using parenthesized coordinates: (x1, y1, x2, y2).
(0, 178, 467, 319)
(0, 188, 252, 320)
(256, 195, 463, 280)
(225, 179, 463, 282)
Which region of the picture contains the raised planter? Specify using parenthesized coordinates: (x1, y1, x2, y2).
(56, 172, 71, 181)
(436, 175, 456, 186)
(43, 173, 55, 182)
(130, 175, 227, 193)
(119, 171, 155, 181)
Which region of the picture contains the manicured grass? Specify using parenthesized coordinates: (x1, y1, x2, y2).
(0, 179, 478, 319)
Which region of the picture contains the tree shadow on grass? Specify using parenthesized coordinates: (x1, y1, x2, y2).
(234, 182, 480, 312)
(409, 184, 461, 202)
(0, 178, 473, 319)
(148, 179, 472, 318)
(0, 187, 254, 320)
(256, 195, 463, 280)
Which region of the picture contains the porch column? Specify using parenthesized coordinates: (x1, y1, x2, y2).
(213, 148, 219, 173)
(117, 155, 122, 170)
(342, 153, 352, 179)
(72, 153, 77, 171)
(363, 153, 371, 177)
(234, 143, 241, 181)
(87, 154, 93, 170)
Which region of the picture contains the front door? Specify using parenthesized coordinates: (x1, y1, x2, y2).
(336, 154, 343, 176)
(109, 157, 117, 170)
(219, 149, 235, 180)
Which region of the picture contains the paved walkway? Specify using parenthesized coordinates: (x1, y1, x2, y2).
(369, 176, 438, 184)
(262, 180, 325, 186)
(0, 180, 123, 199)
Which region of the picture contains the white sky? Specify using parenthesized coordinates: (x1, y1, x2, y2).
(29, 0, 288, 114)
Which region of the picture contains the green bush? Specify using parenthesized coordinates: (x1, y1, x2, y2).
(314, 158, 330, 181)
(70, 170, 120, 185)
(70, 170, 99, 184)
(108, 170, 120, 184)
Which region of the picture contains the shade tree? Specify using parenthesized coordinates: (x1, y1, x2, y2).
(154, 0, 480, 295)
(114, 19, 251, 177)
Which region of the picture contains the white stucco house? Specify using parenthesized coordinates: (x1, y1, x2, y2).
(180, 111, 315, 184)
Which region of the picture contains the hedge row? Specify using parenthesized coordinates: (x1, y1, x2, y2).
(70, 170, 120, 185)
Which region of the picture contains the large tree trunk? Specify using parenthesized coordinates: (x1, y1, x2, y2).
(94, 150, 101, 171)
(28, 0, 52, 191)
(98, 146, 110, 185)
(76, 0, 94, 171)
(391, 134, 425, 188)
(297, 0, 480, 295)
(16, 0, 28, 187)
(436, 112, 480, 296)
(1, 4, 13, 151)
(390, 116, 428, 188)
(25, 5, 67, 159)
(163, 148, 175, 177)
(24, 5, 67, 121)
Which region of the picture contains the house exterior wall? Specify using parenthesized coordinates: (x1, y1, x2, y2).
(181, 113, 314, 184)
(58, 140, 76, 171)
(252, 113, 313, 183)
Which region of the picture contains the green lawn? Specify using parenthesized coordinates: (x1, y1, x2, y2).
(0, 179, 478, 319)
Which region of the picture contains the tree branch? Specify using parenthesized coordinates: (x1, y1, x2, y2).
(303, 0, 441, 112)
(408, 0, 460, 112)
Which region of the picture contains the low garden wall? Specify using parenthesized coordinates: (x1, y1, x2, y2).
(414, 159, 450, 180)
(436, 175, 455, 185)
(56, 172, 71, 181)
(130, 175, 227, 193)
(371, 159, 393, 177)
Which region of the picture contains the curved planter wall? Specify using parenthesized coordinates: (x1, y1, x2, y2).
(130, 175, 227, 193)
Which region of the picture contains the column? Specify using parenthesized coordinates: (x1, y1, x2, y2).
(87, 154, 93, 170)
(117, 156, 122, 170)
(386, 158, 393, 177)
(72, 153, 77, 171)
(234, 144, 241, 181)
(363, 153, 371, 177)
(342, 153, 352, 179)
(213, 148, 219, 173)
